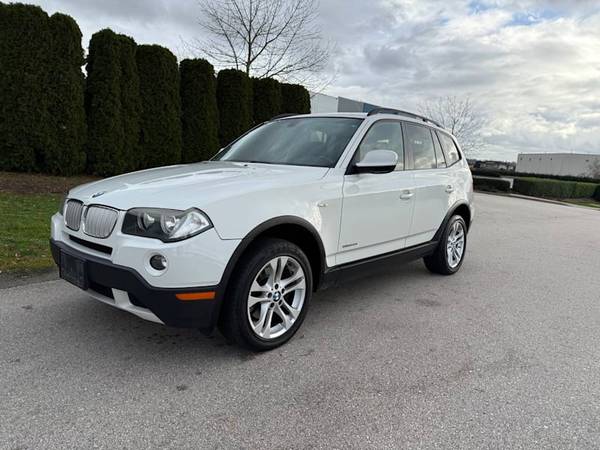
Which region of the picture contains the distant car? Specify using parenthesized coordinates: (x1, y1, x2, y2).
(50, 108, 474, 351)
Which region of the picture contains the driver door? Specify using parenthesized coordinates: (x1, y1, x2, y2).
(337, 120, 416, 265)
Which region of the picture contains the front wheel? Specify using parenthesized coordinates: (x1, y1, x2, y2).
(424, 215, 467, 275)
(219, 238, 312, 351)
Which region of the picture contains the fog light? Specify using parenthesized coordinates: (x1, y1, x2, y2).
(150, 254, 167, 271)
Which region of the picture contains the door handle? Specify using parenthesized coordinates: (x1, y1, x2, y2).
(445, 185, 454, 193)
(399, 190, 414, 200)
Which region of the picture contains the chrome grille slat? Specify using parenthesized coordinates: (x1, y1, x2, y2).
(65, 200, 84, 231)
(83, 206, 118, 239)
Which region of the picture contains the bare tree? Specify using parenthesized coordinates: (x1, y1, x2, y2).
(587, 158, 600, 179)
(419, 96, 486, 155)
(190, 0, 331, 87)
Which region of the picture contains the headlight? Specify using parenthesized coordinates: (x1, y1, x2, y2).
(122, 208, 213, 242)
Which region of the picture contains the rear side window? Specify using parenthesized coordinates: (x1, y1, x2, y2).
(432, 131, 446, 168)
(437, 131, 461, 166)
(355, 121, 404, 170)
(404, 123, 436, 170)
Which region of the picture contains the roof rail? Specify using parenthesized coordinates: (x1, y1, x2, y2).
(367, 107, 444, 129)
(270, 113, 300, 120)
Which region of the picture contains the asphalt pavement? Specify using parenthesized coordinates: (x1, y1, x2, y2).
(2, 193, 600, 449)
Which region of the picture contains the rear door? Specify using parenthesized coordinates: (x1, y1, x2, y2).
(338, 120, 415, 264)
(404, 122, 450, 247)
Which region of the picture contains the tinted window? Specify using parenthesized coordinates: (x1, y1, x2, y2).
(355, 121, 404, 170)
(404, 123, 436, 169)
(437, 131, 461, 166)
(214, 117, 363, 168)
(432, 131, 446, 168)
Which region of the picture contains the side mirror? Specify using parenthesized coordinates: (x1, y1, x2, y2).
(354, 150, 398, 174)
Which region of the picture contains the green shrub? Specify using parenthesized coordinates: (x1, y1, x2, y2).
(217, 69, 253, 147)
(85, 29, 126, 176)
(470, 169, 502, 178)
(280, 83, 311, 114)
(180, 59, 219, 163)
(45, 13, 86, 175)
(136, 45, 181, 169)
(252, 77, 282, 124)
(473, 176, 511, 192)
(0, 3, 51, 172)
(594, 185, 600, 202)
(513, 177, 598, 199)
(117, 35, 142, 172)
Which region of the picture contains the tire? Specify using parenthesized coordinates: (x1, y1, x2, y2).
(424, 215, 467, 275)
(218, 237, 313, 351)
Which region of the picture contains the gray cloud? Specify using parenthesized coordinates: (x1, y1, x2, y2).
(31, 0, 600, 160)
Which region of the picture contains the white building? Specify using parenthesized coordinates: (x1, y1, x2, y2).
(310, 92, 380, 114)
(516, 153, 600, 178)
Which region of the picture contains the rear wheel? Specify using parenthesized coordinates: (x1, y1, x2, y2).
(219, 238, 312, 351)
(424, 215, 467, 275)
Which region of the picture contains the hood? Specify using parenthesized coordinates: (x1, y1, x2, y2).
(70, 161, 329, 210)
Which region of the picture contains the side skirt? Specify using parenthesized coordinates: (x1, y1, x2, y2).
(319, 240, 439, 290)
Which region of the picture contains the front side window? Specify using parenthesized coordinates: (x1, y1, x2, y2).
(404, 123, 436, 170)
(354, 121, 404, 170)
(437, 131, 461, 166)
(213, 117, 363, 168)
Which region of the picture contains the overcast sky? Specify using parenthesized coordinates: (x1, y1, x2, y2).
(34, 0, 600, 161)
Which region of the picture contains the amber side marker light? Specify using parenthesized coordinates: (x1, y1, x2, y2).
(176, 292, 216, 301)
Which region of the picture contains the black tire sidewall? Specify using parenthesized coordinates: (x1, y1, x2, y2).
(228, 238, 313, 350)
(441, 215, 467, 274)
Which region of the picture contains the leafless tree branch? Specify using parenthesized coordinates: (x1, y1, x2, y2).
(188, 0, 332, 89)
(419, 95, 486, 156)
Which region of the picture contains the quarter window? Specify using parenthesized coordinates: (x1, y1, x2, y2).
(355, 121, 404, 170)
(436, 131, 461, 166)
(404, 123, 436, 170)
(432, 131, 447, 168)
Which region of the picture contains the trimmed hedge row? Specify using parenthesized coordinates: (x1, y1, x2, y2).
(281, 83, 311, 114)
(0, 4, 86, 175)
(473, 176, 511, 192)
(1, 3, 312, 176)
(594, 186, 600, 201)
(512, 177, 599, 199)
(253, 77, 282, 124)
(180, 59, 219, 163)
(136, 44, 181, 169)
(217, 69, 253, 147)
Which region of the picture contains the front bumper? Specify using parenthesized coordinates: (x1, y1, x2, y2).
(51, 239, 222, 331)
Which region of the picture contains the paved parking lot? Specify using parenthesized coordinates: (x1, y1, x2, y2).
(1, 193, 600, 449)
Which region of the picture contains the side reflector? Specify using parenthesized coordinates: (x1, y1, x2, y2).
(176, 291, 216, 301)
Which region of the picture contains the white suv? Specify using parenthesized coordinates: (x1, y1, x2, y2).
(50, 108, 474, 350)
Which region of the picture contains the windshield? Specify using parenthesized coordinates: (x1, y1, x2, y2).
(213, 117, 363, 168)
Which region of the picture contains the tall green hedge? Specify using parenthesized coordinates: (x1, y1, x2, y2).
(513, 177, 598, 199)
(280, 83, 311, 114)
(252, 77, 282, 124)
(136, 45, 181, 169)
(85, 29, 125, 176)
(118, 35, 141, 172)
(180, 58, 219, 163)
(0, 3, 51, 172)
(45, 13, 86, 175)
(217, 69, 252, 146)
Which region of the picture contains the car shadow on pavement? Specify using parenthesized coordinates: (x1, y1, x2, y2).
(44, 259, 443, 367)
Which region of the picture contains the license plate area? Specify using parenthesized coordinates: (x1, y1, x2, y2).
(60, 251, 88, 290)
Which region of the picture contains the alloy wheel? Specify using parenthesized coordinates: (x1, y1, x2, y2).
(247, 256, 306, 340)
(446, 221, 465, 268)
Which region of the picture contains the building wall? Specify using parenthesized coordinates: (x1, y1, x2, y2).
(516, 153, 600, 177)
(310, 93, 338, 113)
(309, 92, 381, 114)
